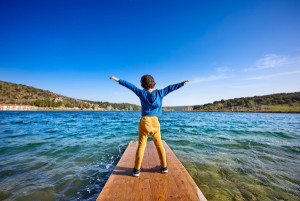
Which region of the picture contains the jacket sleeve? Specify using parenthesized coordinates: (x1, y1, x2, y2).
(161, 82, 184, 97)
(119, 79, 142, 96)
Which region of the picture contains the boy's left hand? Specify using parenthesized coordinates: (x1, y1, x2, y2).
(183, 80, 189, 85)
(110, 76, 120, 82)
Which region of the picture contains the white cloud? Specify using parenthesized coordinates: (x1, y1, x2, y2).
(246, 70, 300, 80)
(190, 74, 228, 84)
(244, 54, 288, 72)
(216, 66, 232, 73)
(231, 84, 263, 89)
(190, 67, 233, 85)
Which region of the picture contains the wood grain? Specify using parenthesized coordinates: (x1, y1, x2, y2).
(96, 140, 207, 201)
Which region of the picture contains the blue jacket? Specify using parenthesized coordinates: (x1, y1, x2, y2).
(119, 79, 184, 116)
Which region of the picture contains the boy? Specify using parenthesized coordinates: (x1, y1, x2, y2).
(110, 75, 189, 177)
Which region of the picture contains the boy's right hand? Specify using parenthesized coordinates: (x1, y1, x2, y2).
(110, 76, 120, 82)
(183, 80, 189, 85)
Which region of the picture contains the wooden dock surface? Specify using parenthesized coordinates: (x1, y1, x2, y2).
(96, 140, 207, 201)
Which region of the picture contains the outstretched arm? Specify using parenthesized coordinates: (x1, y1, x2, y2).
(161, 80, 189, 97)
(110, 76, 142, 96)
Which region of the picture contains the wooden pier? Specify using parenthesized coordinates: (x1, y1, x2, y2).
(96, 140, 207, 201)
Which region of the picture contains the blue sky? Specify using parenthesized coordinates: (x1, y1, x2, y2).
(1, 0, 300, 106)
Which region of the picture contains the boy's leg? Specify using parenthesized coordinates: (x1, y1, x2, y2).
(134, 124, 149, 170)
(151, 125, 167, 168)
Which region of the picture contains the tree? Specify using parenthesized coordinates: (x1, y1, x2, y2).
(246, 100, 255, 109)
(65, 103, 74, 108)
(217, 103, 223, 110)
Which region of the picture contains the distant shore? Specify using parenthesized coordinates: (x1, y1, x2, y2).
(189, 110, 300, 113)
(1, 109, 300, 113)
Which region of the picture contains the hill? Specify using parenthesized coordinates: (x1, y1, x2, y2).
(193, 92, 300, 112)
(0, 80, 141, 111)
(2, 80, 299, 112)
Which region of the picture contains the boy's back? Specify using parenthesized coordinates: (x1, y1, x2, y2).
(118, 79, 185, 116)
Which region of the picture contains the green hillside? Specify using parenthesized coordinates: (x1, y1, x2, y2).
(2, 80, 299, 112)
(0, 80, 141, 110)
(193, 92, 300, 112)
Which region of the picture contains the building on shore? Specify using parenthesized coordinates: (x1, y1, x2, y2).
(0, 104, 32, 111)
(187, 106, 193, 111)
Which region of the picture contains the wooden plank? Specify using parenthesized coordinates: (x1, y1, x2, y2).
(96, 140, 207, 201)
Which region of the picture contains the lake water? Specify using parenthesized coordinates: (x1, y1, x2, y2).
(0, 111, 299, 201)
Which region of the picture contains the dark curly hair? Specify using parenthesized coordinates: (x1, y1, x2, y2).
(140, 74, 156, 89)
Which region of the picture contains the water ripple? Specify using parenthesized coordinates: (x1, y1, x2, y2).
(0, 111, 299, 201)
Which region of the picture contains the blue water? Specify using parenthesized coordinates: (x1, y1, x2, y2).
(0, 111, 299, 201)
